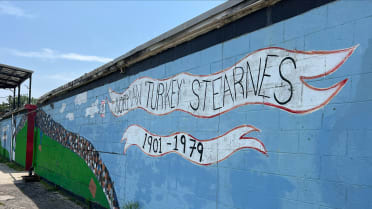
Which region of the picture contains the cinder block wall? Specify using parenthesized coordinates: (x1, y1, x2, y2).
(2, 1, 372, 208)
(0, 118, 12, 160)
(0, 114, 26, 163)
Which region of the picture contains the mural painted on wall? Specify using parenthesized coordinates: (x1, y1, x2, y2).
(0, 124, 9, 158)
(35, 110, 119, 209)
(122, 124, 266, 165)
(1, 125, 8, 146)
(100, 100, 106, 118)
(15, 115, 27, 135)
(109, 46, 357, 118)
(0, 115, 27, 160)
(112, 46, 358, 166)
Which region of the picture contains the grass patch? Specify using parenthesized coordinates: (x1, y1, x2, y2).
(5, 161, 24, 171)
(0, 202, 4, 206)
(123, 201, 141, 209)
(58, 189, 90, 208)
(0, 156, 25, 171)
(0, 156, 8, 163)
(40, 179, 90, 208)
(40, 180, 58, 192)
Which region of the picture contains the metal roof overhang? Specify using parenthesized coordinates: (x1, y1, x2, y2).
(0, 64, 33, 88)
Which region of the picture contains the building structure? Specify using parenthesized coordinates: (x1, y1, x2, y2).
(1, 0, 371, 208)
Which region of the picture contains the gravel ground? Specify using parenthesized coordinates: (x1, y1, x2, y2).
(0, 162, 84, 209)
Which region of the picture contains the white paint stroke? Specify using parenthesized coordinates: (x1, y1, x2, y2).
(75, 92, 87, 105)
(66, 113, 74, 121)
(10, 48, 112, 63)
(60, 103, 66, 113)
(109, 46, 358, 118)
(2, 125, 9, 141)
(121, 124, 266, 166)
(85, 99, 99, 118)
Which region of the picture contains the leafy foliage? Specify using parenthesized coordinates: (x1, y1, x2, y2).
(123, 201, 141, 209)
(0, 94, 37, 115)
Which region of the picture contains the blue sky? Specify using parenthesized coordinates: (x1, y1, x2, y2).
(0, 1, 223, 102)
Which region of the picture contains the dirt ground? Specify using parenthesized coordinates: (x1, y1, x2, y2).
(0, 162, 84, 209)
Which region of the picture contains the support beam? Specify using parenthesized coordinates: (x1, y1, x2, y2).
(0, 77, 21, 85)
(13, 88, 15, 110)
(0, 85, 15, 88)
(8, 95, 11, 110)
(28, 75, 32, 104)
(17, 85, 20, 108)
(0, 71, 25, 79)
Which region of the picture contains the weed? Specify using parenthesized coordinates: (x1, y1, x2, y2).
(123, 201, 141, 209)
(0, 156, 8, 163)
(40, 180, 58, 192)
(0, 156, 25, 171)
(41, 181, 89, 208)
(5, 162, 24, 171)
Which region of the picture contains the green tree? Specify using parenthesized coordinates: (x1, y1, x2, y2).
(0, 102, 10, 115)
(7, 94, 37, 106)
(0, 94, 37, 115)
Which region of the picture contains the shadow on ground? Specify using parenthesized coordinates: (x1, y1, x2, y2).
(0, 162, 85, 209)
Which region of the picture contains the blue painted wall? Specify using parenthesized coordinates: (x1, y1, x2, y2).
(2, 1, 372, 208)
(0, 115, 24, 160)
(0, 118, 12, 159)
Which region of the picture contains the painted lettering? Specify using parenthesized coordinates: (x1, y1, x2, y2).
(109, 46, 356, 117)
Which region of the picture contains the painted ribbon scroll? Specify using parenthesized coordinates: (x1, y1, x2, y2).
(109, 46, 357, 118)
(121, 124, 266, 165)
(115, 46, 358, 166)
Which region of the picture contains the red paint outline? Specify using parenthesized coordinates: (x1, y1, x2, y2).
(121, 124, 267, 166)
(108, 45, 358, 118)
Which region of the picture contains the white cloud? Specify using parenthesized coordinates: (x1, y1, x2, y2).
(0, 2, 33, 18)
(10, 48, 113, 63)
(61, 53, 112, 63)
(11, 48, 55, 59)
(43, 72, 80, 82)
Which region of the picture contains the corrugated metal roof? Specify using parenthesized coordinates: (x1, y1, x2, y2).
(0, 64, 33, 88)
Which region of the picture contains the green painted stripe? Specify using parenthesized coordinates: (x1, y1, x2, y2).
(34, 127, 110, 208)
(0, 143, 10, 160)
(15, 122, 27, 167)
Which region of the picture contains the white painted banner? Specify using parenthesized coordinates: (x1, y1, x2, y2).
(109, 46, 357, 118)
(121, 124, 266, 165)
